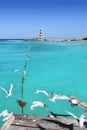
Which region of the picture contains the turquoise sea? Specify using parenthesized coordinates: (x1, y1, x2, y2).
(0, 40, 87, 126)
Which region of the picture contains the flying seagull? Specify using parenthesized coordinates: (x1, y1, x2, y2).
(49, 93, 69, 102)
(49, 92, 87, 109)
(0, 109, 13, 121)
(0, 83, 13, 98)
(49, 93, 80, 107)
(68, 95, 80, 106)
(35, 90, 49, 97)
(30, 101, 48, 110)
(66, 110, 87, 130)
(14, 69, 20, 72)
(48, 110, 70, 118)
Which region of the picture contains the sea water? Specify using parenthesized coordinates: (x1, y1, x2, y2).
(0, 40, 87, 126)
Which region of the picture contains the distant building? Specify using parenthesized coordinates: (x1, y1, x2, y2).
(39, 28, 42, 41)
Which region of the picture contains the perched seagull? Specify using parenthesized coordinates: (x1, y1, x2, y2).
(0, 83, 13, 98)
(30, 101, 47, 110)
(0, 110, 13, 121)
(66, 110, 87, 130)
(35, 90, 49, 97)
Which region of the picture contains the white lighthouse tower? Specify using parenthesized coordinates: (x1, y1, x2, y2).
(39, 28, 43, 41)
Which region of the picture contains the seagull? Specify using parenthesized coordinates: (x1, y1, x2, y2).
(35, 90, 49, 97)
(30, 101, 48, 110)
(66, 110, 87, 130)
(49, 92, 87, 109)
(68, 95, 80, 106)
(69, 96, 87, 109)
(49, 93, 80, 107)
(3, 112, 13, 121)
(48, 110, 70, 118)
(0, 83, 13, 98)
(0, 110, 13, 121)
(0, 110, 8, 117)
(49, 93, 69, 102)
(14, 69, 20, 72)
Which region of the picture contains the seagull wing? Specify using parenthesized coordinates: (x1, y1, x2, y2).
(79, 110, 87, 129)
(50, 92, 56, 98)
(35, 90, 49, 97)
(41, 90, 49, 97)
(30, 101, 39, 110)
(49, 94, 60, 102)
(9, 83, 13, 94)
(0, 87, 8, 95)
(66, 111, 78, 120)
(49, 94, 69, 102)
(30, 101, 45, 110)
(32, 101, 44, 106)
(49, 96, 56, 102)
(80, 110, 87, 120)
(57, 95, 69, 100)
(32, 101, 39, 104)
(3, 112, 13, 121)
(0, 110, 8, 117)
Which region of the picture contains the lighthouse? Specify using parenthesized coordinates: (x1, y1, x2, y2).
(39, 28, 43, 41)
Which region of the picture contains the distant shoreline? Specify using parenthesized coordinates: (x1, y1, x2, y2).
(0, 38, 87, 43)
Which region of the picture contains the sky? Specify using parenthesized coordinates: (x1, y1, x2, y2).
(0, 0, 87, 39)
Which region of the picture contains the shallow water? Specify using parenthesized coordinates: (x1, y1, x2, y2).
(0, 40, 87, 126)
